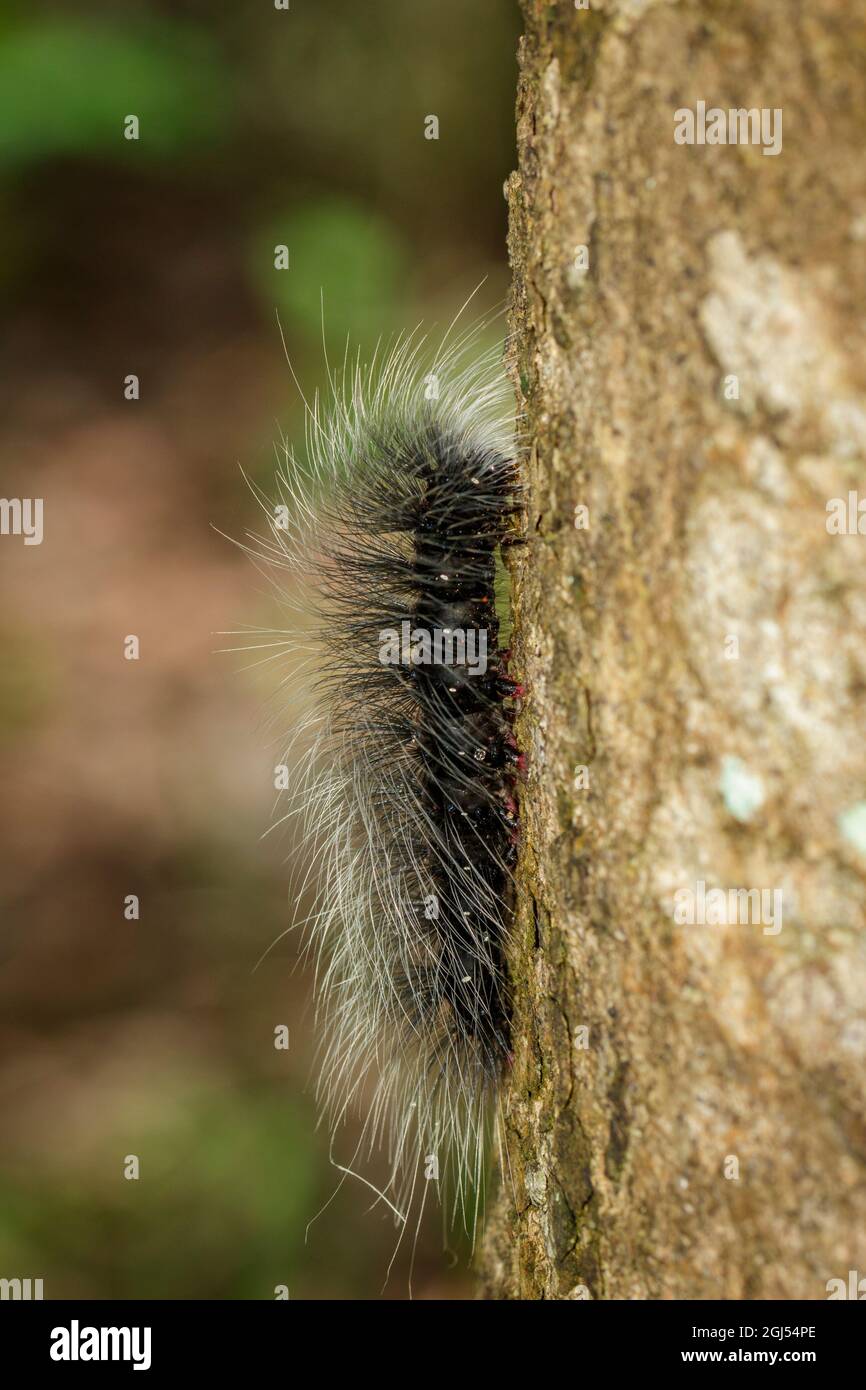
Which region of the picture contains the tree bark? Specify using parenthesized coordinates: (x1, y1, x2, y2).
(483, 0, 866, 1300)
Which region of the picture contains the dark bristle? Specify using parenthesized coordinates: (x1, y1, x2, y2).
(318, 423, 521, 1085)
(269, 336, 522, 1213)
(353, 429, 521, 1081)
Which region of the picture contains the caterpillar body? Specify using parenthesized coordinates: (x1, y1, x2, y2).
(248, 321, 523, 1241)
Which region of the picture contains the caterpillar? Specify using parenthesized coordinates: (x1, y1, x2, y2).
(242, 313, 523, 1250)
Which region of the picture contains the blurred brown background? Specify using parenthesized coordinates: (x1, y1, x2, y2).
(0, 0, 520, 1298)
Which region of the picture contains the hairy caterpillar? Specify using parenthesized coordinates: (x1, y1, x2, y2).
(240, 312, 523, 1251)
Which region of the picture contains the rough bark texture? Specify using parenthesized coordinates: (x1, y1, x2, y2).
(482, 0, 866, 1300)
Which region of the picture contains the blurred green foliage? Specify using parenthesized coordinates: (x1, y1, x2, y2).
(0, 625, 56, 740)
(0, 0, 519, 1300)
(0, 20, 231, 168)
(0, 1087, 317, 1298)
(253, 197, 409, 347)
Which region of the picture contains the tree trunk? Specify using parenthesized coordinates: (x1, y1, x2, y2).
(483, 0, 866, 1300)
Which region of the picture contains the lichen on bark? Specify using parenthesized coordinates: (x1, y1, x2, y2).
(482, 0, 866, 1300)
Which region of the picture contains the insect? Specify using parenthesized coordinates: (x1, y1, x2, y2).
(239, 309, 524, 1254)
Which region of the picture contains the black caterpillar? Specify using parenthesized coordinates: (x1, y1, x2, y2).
(248, 324, 523, 1231)
(393, 429, 522, 1074)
